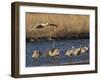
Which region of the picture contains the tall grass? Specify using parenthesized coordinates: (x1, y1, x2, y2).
(26, 12, 89, 39)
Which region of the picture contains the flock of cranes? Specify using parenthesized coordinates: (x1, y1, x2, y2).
(30, 23, 89, 60)
(65, 45, 88, 56)
(32, 45, 89, 59)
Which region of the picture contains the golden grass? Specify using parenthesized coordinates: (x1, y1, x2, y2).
(26, 12, 89, 38)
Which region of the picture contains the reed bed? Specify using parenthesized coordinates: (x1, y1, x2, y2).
(26, 12, 89, 39)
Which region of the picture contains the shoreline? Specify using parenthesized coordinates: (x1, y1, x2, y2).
(26, 35, 89, 42)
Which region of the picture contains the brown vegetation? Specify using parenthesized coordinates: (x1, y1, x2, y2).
(26, 12, 89, 39)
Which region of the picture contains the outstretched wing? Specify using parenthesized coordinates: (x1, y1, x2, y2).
(49, 24, 58, 27)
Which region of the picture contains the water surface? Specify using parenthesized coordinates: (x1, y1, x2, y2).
(26, 39, 89, 67)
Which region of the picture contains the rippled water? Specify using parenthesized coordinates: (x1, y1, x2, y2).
(26, 39, 89, 67)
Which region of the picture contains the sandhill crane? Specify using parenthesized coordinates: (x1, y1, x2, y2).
(48, 48, 60, 57)
(73, 45, 88, 56)
(32, 50, 41, 59)
(81, 46, 88, 54)
(65, 46, 74, 56)
(65, 45, 88, 57)
(34, 23, 49, 28)
(73, 45, 81, 56)
(30, 23, 58, 31)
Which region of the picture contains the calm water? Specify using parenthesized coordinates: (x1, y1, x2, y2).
(26, 39, 89, 67)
